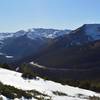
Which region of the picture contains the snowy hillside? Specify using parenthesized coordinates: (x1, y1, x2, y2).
(0, 68, 100, 100)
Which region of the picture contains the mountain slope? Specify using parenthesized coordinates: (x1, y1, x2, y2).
(33, 24, 100, 68)
(0, 68, 100, 100)
(29, 24, 100, 81)
(0, 28, 70, 63)
(1, 24, 100, 64)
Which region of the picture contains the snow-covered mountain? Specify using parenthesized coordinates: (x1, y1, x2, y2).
(0, 28, 70, 49)
(0, 28, 70, 63)
(0, 68, 100, 100)
(0, 24, 100, 63)
(0, 28, 70, 40)
(0, 24, 100, 46)
(0, 28, 70, 52)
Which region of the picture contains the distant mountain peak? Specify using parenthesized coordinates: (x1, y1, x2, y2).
(72, 24, 100, 41)
(84, 23, 100, 26)
(83, 24, 100, 40)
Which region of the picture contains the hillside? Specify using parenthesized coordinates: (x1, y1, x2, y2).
(0, 68, 100, 100)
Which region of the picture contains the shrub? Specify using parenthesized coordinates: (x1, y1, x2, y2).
(0, 63, 10, 69)
(52, 91, 67, 96)
(0, 82, 32, 99)
(20, 63, 37, 79)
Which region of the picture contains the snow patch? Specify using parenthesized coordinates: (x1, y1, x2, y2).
(5, 56, 13, 58)
(0, 33, 14, 40)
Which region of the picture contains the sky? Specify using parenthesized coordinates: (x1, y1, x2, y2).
(0, 0, 100, 32)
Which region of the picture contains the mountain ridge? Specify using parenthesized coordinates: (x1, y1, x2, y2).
(0, 24, 100, 65)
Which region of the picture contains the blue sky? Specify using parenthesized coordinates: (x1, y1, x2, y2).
(0, 0, 100, 32)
